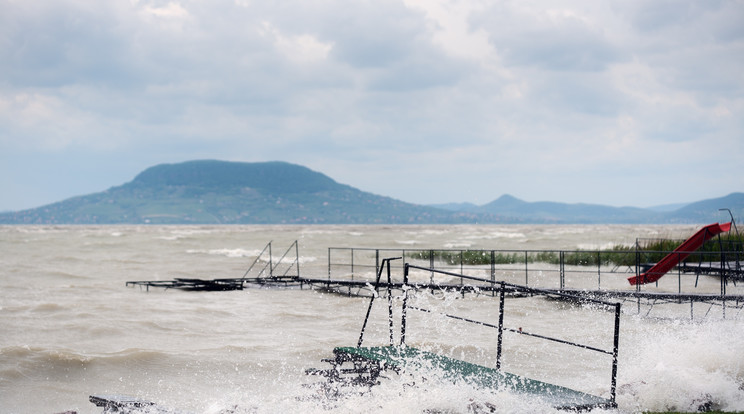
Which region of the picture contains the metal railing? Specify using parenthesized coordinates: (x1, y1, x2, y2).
(357, 258, 621, 407)
(327, 246, 744, 296)
(241, 240, 300, 280)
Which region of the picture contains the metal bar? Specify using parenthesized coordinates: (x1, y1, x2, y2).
(430, 250, 435, 285)
(611, 303, 621, 405)
(401, 263, 409, 346)
(273, 240, 299, 278)
(376, 250, 380, 283)
(408, 305, 613, 355)
(597, 251, 601, 289)
(387, 260, 394, 346)
(357, 259, 387, 348)
(496, 281, 505, 370)
(560, 251, 565, 290)
(241, 241, 272, 280)
(460, 250, 464, 286)
(268, 242, 273, 278)
(678, 253, 682, 297)
(405, 265, 618, 307)
(295, 241, 300, 278)
(491, 250, 496, 283)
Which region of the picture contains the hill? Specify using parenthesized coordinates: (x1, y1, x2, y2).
(0, 160, 741, 225)
(0, 160, 495, 225)
(475, 194, 664, 223)
(436, 193, 744, 225)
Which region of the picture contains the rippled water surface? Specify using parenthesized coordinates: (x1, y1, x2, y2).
(1, 225, 743, 413)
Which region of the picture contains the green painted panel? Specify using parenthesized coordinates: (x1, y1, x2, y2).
(334, 346, 613, 410)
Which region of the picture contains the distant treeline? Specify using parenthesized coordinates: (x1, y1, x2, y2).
(408, 234, 744, 268)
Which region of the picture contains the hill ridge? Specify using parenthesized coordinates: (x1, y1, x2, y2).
(0, 160, 741, 224)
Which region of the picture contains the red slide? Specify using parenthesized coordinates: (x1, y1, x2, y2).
(628, 222, 732, 285)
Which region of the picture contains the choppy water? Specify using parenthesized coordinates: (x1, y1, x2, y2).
(1, 224, 743, 413)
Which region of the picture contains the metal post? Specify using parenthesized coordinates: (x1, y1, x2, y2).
(295, 241, 300, 279)
(401, 263, 409, 346)
(387, 261, 395, 346)
(376, 250, 380, 283)
(351, 248, 355, 281)
(327, 248, 331, 280)
(268, 242, 273, 278)
(524, 251, 529, 286)
(678, 253, 682, 298)
(496, 281, 506, 370)
(611, 303, 621, 406)
(491, 251, 496, 283)
(559, 251, 565, 290)
(430, 249, 434, 284)
(597, 251, 601, 289)
(635, 246, 641, 313)
(358, 258, 387, 348)
(721, 239, 727, 296)
(491, 250, 496, 296)
(691, 299, 694, 320)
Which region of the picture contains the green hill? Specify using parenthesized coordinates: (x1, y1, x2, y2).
(0, 160, 740, 225)
(0, 160, 492, 224)
(476, 194, 664, 223)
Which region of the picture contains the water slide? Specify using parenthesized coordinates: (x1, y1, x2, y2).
(628, 222, 732, 285)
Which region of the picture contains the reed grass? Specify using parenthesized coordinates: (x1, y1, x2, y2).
(407, 234, 744, 268)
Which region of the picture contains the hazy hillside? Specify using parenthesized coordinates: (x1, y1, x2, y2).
(665, 192, 744, 224)
(0, 160, 494, 225)
(0, 160, 740, 225)
(476, 194, 663, 223)
(436, 193, 744, 225)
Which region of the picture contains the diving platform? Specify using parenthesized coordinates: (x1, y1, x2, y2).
(330, 346, 615, 411)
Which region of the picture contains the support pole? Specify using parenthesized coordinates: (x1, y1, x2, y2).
(401, 263, 409, 346)
(387, 261, 394, 346)
(496, 281, 506, 371)
(611, 303, 621, 406)
(357, 259, 387, 348)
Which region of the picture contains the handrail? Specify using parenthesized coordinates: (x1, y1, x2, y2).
(328, 245, 743, 297)
(397, 263, 621, 406)
(273, 240, 300, 278)
(240, 240, 300, 281)
(357, 257, 402, 347)
(241, 241, 272, 280)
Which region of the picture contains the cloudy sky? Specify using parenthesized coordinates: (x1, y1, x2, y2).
(1, 0, 742, 212)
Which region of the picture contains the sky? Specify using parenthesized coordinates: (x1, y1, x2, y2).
(1, 0, 743, 212)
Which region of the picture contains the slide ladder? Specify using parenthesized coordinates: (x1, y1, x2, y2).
(628, 222, 731, 285)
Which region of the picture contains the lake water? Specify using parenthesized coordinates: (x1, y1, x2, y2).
(1, 224, 743, 413)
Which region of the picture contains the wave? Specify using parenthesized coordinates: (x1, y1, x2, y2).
(0, 346, 190, 383)
(184, 248, 318, 265)
(187, 248, 264, 258)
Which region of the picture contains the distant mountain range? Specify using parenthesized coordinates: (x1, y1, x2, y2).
(431, 193, 744, 224)
(0, 160, 742, 225)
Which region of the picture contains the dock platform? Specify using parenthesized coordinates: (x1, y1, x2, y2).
(333, 346, 615, 411)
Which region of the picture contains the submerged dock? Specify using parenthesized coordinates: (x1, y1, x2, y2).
(125, 237, 744, 319)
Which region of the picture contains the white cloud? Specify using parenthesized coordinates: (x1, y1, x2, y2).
(142, 2, 189, 19)
(258, 22, 333, 64)
(402, 0, 493, 61)
(0, 0, 742, 210)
